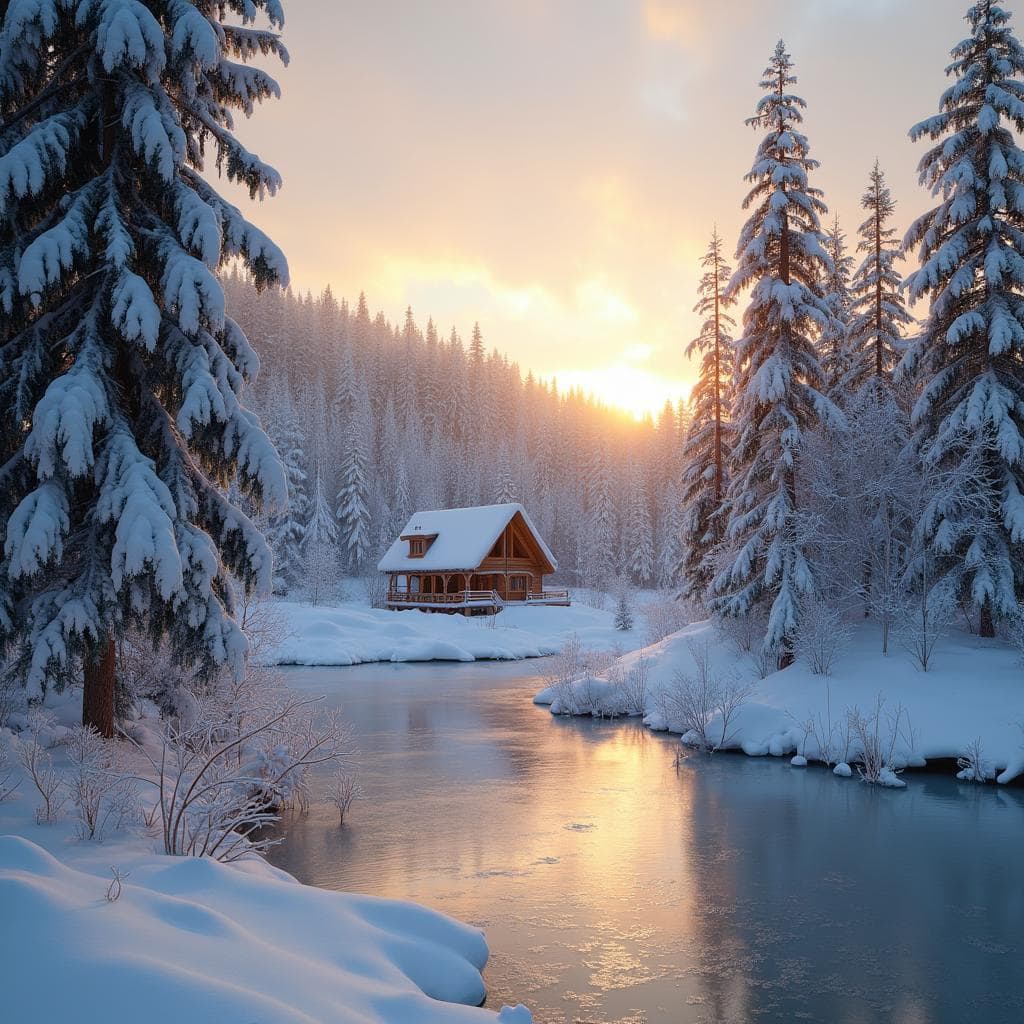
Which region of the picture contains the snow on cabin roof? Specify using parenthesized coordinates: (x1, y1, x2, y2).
(377, 503, 558, 573)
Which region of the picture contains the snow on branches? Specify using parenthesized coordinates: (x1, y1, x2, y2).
(0, 1, 291, 722)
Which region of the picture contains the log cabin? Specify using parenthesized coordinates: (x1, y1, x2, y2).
(378, 503, 569, 613)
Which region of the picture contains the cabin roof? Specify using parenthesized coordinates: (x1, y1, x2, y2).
(377, 503, 558, 573)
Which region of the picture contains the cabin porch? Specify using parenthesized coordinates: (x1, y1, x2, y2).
(385, 572, 570, 613)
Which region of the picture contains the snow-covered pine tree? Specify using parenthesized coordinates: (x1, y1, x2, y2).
(848, 162, 913, 389)
(336, 398, 371, 574)
(263, 376, 309, 591)
(304, 464, 339, 605)
(624, 468, 655, 586)
(712, 41, 837, 665)
(0, 1, 289, 734)
(901, 0, 1024, 637)
(819, 217, 854, 398)
(679, 229, 735, 600)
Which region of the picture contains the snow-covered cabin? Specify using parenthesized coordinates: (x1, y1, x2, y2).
(378, 504, 568, 612)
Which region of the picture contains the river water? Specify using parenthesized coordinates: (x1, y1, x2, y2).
(268, 659, 1024, 1024)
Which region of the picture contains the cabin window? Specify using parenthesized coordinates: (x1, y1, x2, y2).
(409, 538, 426, 557)
(510, 575, 528, 591)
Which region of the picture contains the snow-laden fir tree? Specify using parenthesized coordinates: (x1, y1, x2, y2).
(624, 468, 655, 586)
(263, 376, 309, 591)
(712, 41, 838, 665)
(304, 464, 339, 606)
(901, 0, 1024, 638)
(0, 1, 290, 734)
(848, 162, 913, 389)
(819, 217, 854, 398)
(679, 229, 735, 600)
(336, 398, 371, 574)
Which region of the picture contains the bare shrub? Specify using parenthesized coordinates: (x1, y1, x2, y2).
(619, 656, 650, 717)
(363, 573, 388, 610)
(847, 695, 910, 786)
(129, 691, 353, 862)
(716, 611, 766, 655)
(803, 686, 850, 768)
(956, 737, 994, 783)
(17, 711, 67, 823)
(794, 599, 853, 676)
(644, 596, 693, 645)
(328, 768, 362, 825)
(544, 634, 587, 715)
(0, 740, 19, 802)
(750, 644, 779, 680)
(106, 866, 129, 902)
(896, 578, 954, 672)
(659, 640, 752, 751)
(65, 725, 139, 841)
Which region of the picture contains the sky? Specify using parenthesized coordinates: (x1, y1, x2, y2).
(227, 0, 975, 418)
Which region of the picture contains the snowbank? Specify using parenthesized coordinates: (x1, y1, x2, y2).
(535, 620, 1024, 783)
(0, 710, 531, 1023)
(265, 598, 646, 667)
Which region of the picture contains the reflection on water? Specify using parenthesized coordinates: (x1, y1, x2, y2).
(268, 660, 1024, 1023)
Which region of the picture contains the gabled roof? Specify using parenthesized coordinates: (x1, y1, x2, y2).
(377, 503, 558, 573)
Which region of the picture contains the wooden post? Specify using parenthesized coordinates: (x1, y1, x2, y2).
(83, 639, 116, 738)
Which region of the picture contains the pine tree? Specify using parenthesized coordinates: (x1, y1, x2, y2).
(819, 217, 855, 398)
(625, 469, 655, 586)
(304, 464, 339, 606)
(848, 162, 913, 389)
(263, 377, 309, 592)
(679, 229, 735, 600)
(901, 1, 1024, 637)
(0, 2, 289, 734)
(336, 409, 371, 574)
(712, 41, 837, 664)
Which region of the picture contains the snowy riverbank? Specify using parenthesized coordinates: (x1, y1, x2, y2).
(264, 597, 651, 666)
(0, 696, 531, 1024)
(535, 620, 1024, 784)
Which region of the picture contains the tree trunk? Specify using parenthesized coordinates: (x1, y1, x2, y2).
(82, 639, 116, 738)
(979, 602, 995, 639)
(777, 647, 795, 671)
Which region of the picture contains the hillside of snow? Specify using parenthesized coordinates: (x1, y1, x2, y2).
(264, 597, 651, 666)
(535, 620, 1024, 783)
(0, 699, 531, 1024)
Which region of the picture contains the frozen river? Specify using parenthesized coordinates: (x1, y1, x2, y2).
(269, 659, 1024, 1023)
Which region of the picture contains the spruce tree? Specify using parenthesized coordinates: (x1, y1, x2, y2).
(0, 2, 289, 734)
(336, 418, 370, 574)
(712, 41, 837, 664)
(679, 229, 735, 600)
(304, 464, 339, 606)
(902, 1, 1024, 637)
(848, 162, 913, 389)
(819, 217, 854, 398)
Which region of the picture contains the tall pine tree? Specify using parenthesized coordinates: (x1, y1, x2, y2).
(679, 229, 735, 600)
(902, 0, 1024, 637)
(819, 217, 854, 398)
(712, 41, 837, 664)
(0, 1, 289, 734)
(848, 162, 912, 389)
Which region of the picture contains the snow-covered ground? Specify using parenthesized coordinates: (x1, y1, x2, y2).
(535, 619, 1024, 784)
(265, 594, 651, 666)
(0, 696, 531, 1024)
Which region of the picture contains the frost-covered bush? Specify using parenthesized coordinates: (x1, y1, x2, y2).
(65, 726, 139, 841)
(644, 597, 693, 645)
(17, 710, 67, 824)
(0, 737, 19, 802)
(956, 738, 994, 783)
(847, 696, 912, 787)
(618, 656, 650, 717)
(794, 598, 853, 676)
(659, 640, 752, 751)
(328, 769, 362, 825)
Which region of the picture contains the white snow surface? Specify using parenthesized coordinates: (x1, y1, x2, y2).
(0, 695, 531, 1024)
(265, 598, 643, 666)
(377, 503, 557, 572)
(534, 619, 1024, 783)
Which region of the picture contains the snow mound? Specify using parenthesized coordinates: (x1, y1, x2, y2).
(0, 835, 529, 1023)
(266, 599, 643, 667)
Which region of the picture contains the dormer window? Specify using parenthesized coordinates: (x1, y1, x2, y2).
(402, 532, 437, 559)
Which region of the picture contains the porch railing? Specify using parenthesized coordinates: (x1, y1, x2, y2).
(386, 589, 504, 607)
